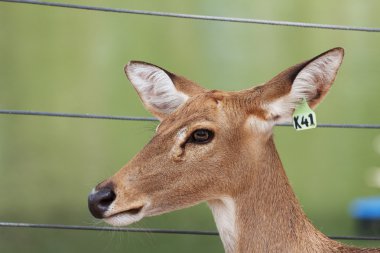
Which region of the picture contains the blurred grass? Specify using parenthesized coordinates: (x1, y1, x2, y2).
(1, 0, 380, 252)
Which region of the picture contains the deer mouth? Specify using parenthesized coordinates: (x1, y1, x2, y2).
(95, 194, 151, 226)
(108, 205, 144, 218)
(103, 205, 145, 226)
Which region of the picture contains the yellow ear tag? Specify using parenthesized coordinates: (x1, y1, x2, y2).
(292, 98, 317, 131)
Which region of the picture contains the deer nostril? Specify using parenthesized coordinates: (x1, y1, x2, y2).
(98, 190, 116, 208)
(88, 187, 116, 219)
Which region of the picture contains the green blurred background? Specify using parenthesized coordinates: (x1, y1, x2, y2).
(1, 0, 380, 252)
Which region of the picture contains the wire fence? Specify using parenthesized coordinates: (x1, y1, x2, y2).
(2, 222, 380, 241)
(1, 110, 379, 242)
(0, 110, 157, 122)
(1, 0, 380, 246)
(1, 109, 380, 129)
(1, 0, 380, 32)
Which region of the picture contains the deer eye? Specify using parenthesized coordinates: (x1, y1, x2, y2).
(188, 129, 214, 144)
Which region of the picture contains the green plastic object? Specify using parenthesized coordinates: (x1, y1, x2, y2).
(292, 98, 317, 131)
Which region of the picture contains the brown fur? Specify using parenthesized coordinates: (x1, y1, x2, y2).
(93, 48, 379, 252)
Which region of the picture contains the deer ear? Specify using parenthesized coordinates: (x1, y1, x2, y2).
(125, 61, 206, 120)
(259, 47, 344, 123)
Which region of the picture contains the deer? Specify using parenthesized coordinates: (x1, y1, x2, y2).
(87, 47, 380, 252)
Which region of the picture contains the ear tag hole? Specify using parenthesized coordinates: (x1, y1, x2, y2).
(292, 98, 317, 131)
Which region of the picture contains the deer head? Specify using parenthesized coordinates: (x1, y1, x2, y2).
(88, 48, 345, 253)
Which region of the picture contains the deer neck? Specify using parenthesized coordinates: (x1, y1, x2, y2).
(208, 136, 338, 253)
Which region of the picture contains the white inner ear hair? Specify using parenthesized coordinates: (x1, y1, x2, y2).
(266, 51, 342, 121)
(127, 64, 189, 114)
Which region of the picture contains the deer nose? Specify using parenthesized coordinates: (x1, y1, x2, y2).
(88, 187, 116, 219)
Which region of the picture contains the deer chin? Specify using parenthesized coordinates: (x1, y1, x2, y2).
(103, 205, 146, 226)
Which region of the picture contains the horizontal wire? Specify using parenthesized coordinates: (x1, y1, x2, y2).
(0, 109, 157, 122)
(0, 222, 217, 236)
(1, 0, 380, 33)
(1, 222, 379, 241)
(1, 109, 380, 129)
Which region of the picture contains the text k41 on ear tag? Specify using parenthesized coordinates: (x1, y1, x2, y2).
(292, 98, 317, 131)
